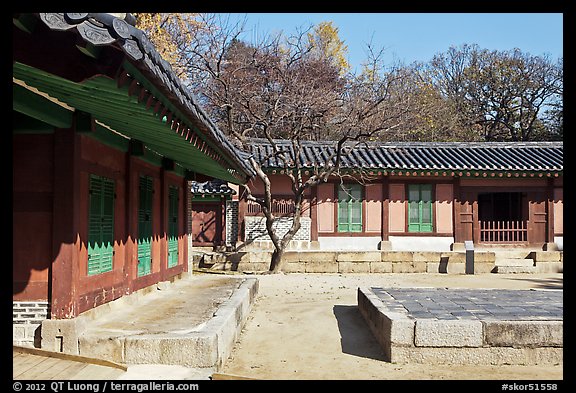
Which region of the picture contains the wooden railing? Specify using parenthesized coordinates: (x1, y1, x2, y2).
(247, 199, 296, 215)
(479, 220, 528, 243)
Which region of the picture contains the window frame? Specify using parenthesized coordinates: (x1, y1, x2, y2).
(407, 183, 434, 233)
(337, 183, 363, 233)
(87, 174, 115, 276)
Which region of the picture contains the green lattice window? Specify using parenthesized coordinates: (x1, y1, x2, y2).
(87, 175, 115, 276)
(167, 185, 179, 268)
(138, 175, 153, 276)
(408, 184, 433, 232)
(338, 184, 363, 233)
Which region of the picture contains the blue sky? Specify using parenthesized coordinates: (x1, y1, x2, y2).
(222, 13, 563, 73)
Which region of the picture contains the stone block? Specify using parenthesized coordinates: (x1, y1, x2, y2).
(531, 251, 562, 262)
(124, 334, 218, 367)
(382, 312, 415, 346)
(446, 252, 466, 263)
(306, 261, 338, 273)
(413, 252, 441, 263)
(299, 252, 337, 263)
(79, 335, 125, 363)
(474, 252, 496, 263)
(413, 261, 427, 273)
(415, 320, 483, 347)
(41, 318, 86, 354)
(426, 262, 466, 274)
(283, 262, 306, 273)
(451, 242, 465, 252)
(543, 242, 559, 251)
(338, 261, 371, 273)
(483, 321, 563, 347)
(13, 325, 26, 340)
(474, 262, 496, 274)
(309, 241, 321, 250)
(390, 346, 563, 365)
(382, 251, 413, 262)
(534, 262, 563, 273)
(392, 262, 415, 273)
(248, 262, 270, 272)
(281, 252, 301, 263)
(337, 251, 381, 262)
(248, 252, 273, 263)
(378, 240, 392, 251)
(370, 261, 393, 273)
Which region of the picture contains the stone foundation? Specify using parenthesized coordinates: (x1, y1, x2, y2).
(13, 301, 50, 348)
(358, 287, 563, 365)
(193, 249, 562, 274)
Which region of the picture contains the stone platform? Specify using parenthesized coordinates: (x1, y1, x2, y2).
(41, 274, 258, 374)
(358, 287, 562, 365)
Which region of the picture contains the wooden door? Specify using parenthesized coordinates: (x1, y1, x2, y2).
(192, 203, 223, 246)
(528, 191, 547, 244)
(456, 190, 476, 243)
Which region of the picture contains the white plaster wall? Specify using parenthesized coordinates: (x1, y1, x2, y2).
(318, 236, 381, 250)
(389, 236, 454, 251)
(554, 236, 563, 251)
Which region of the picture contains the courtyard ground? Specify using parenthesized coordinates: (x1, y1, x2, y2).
(220, 272, 563, 380)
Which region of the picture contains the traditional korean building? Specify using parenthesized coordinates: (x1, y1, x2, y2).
(238, 139, 563, 252)
(12, 13, 254, 347)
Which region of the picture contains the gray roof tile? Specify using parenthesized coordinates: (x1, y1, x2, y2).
(248, 139, 563, 173)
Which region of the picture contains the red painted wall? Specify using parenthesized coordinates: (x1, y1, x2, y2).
(13, 134, 54, 301)
(13, 130, 188, 317)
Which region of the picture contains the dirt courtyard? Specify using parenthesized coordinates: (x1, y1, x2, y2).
(220, 272, 563, 380)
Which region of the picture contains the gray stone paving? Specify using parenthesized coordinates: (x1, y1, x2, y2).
(369, 288, 562, 321)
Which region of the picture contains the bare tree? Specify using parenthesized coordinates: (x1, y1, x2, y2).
(168, 19, 412, 272)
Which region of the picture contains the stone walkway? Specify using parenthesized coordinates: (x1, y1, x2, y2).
(370, 288, 563, 321)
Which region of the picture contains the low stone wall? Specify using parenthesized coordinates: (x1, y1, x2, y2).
(197, 250, 496, 274)
(195, 249, 562, 274)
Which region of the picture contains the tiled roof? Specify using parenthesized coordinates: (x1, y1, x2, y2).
(190, 180, 236, 195)
(35, 13, 255, 179)
(248, 139, 563, 173)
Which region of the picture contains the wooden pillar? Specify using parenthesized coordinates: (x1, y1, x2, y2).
(310, 186, 318, 241)
(50, 127, 81, 319)
(546, 178, 555, 243)
(124, 154, 137, 293)
(238, 190, 248, 243)
(452, 177, 461, 243)
(381, 177, 389, 241)
(159, 167, 167, 279)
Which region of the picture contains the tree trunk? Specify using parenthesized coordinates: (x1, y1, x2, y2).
(269, 247, 286, 273)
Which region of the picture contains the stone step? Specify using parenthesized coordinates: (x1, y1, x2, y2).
(495, 258, 535, 267)
(494, 265, 538, 274)
(493, 250, 534, 260)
